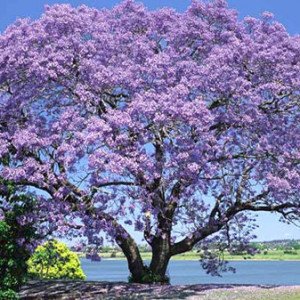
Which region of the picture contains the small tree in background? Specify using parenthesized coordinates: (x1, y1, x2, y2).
(28, 240, 86, 280)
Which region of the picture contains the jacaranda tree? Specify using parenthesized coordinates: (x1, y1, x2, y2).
(0, 0, 299, 283)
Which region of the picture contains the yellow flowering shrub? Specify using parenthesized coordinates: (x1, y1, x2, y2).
(28, 240, 86, 280)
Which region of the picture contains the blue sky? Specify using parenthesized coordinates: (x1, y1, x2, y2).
(0, 0, 299, 241)
(1, 0, 300, 34)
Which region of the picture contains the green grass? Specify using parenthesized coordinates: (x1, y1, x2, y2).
(223, 249, 300, 261)
(78, 249, 300, 261)
(173, 250, 300, 261)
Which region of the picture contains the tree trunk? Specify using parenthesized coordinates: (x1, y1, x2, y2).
(149, 236, 171, 283)
(119, 236, 172, 284)
(125, 248, 144, 283)
(115, 234, 144, 283)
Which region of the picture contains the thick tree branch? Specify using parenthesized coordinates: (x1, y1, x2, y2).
(171, 190, 300, 256)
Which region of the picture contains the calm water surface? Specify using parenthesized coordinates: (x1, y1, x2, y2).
(80, 259, 300, 285)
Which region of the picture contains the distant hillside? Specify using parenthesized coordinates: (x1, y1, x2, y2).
(252, 239, 300, 250)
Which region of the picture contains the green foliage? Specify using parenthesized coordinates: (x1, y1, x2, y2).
(28, 240, 86, 280)
(0, 195, 38, 296)
(250, 240, 300, 252)
(138, 244, 151, 253)
(128, 266, 170, 284)
(101, 245, 112, 253)
(0, 289, 19, 300)
(110, 251, 117, 258)
(283, 249, 298, 255)
(290, 242, 300, 250)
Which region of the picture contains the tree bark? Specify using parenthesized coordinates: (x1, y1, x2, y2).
(149, 235, 171, 282)
(116, 235, 145, 283)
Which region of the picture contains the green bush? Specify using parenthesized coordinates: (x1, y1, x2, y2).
(283, 249, 298, 255)
(0, 289, 19, 300)
(28, 240, 86, 280)
(291, 243, 300, 250)
(0, 195, 39, 297)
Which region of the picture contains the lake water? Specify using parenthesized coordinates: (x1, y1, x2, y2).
(80, 259, 300, 285)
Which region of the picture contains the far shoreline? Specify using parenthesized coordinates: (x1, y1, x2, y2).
(77, 248, 300, 262)
(81, 257, 300, 262)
